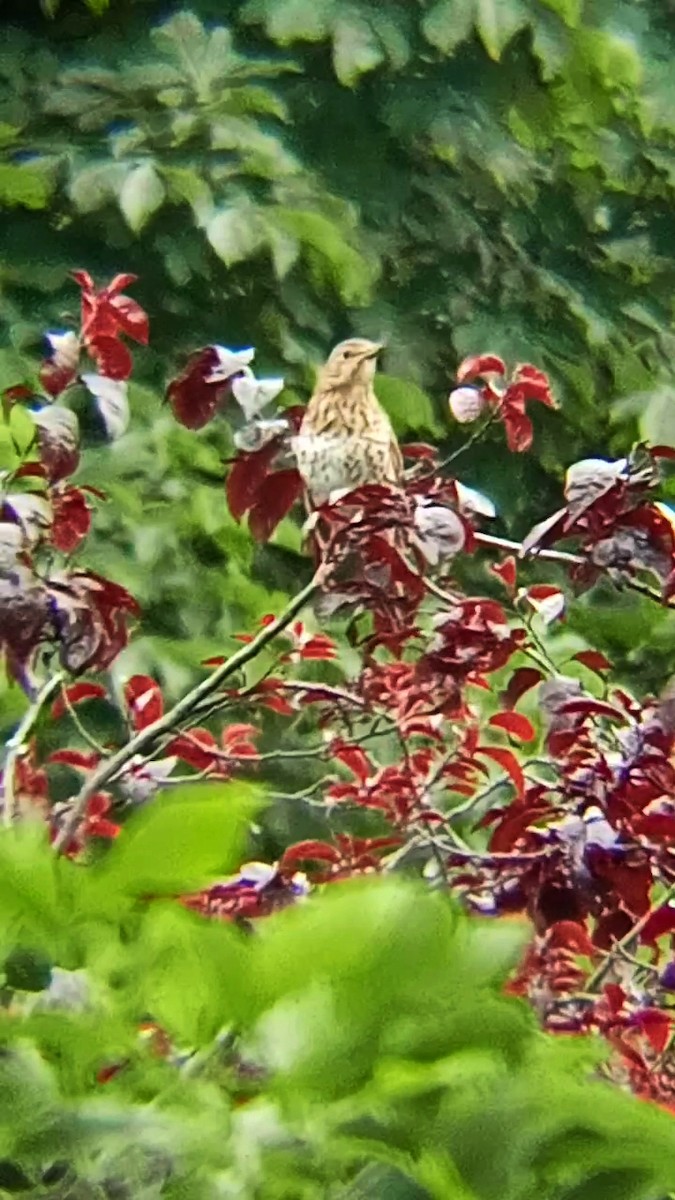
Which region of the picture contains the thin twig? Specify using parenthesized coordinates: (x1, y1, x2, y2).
(53, 574, 322, 853)
(585, 881, 675, 994)
(3, 673, 65, 827)
(474, 532, 585, 565)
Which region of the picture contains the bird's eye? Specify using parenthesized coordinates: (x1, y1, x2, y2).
(341, 350, 355, 359)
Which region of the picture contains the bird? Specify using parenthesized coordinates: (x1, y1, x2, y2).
(292, 338, 403, 508)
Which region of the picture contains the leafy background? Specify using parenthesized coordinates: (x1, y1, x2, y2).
(2, 0, 675, 710)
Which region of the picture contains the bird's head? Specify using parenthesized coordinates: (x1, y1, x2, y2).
(317, 338, 383, 390)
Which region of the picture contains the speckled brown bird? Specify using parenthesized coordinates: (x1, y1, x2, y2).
(292, 338, 403, 507)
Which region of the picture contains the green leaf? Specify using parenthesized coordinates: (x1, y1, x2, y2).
(273, 208, 377, 304)
(132, 902, 247, 1044)
(244, 0, 336, 43)
(332, 8, 384, 87)
(422, 0, 475, 55)
(0, 163, 56, 211)
(639, 385, 675, 448)
(206, 204, 265, 266)
(537, 0, 581, 24)
(475, 0, 531, 61)
(94, 782, 264, 897)
(374, 374, 444, 438)
(118, 162, 166, 233)
(68, 162, 127, 214)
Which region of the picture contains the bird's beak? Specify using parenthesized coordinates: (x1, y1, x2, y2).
(363, 342, 384, 359)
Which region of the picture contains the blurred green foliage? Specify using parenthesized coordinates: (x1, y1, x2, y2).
(1, 0, 675, 693)
(2, 792, 675, 1198)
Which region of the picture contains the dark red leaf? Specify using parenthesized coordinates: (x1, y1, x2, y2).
(330, 738, 373, 782)
(490, 556, 517, 593)
(169, 728, 218, 771)
(39, 361, 78, 399)
(51, 487, 91, 554)
(51, 681, 107, 719)
(167, 348, 229, 430)
(225, 443, 279, 522)
(280, 840, 341, 868)
(488, 711, 536, 742)
(34, 406, 80, 482)
(48, 748, 99, 770)
(124, 675, 163, 729)
(401, 442, 438, 461)
(558, 699, 625, 721)
(547, 921, 596, 956)
(572, 650, 613, 673)
(640, 904, 675, 946)
(476, 745, 525, 796)
(248, 468, 304, 542)
(501, 666, 543, 710)
(502, 408, 533, 453)
(632, 1008, 672, 1054)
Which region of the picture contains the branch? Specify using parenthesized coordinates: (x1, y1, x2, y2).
(52, 574, 322, 853)
(3, 672, 65, 827)
(475, 532, 675, 609)
(585, 882, 675, 994)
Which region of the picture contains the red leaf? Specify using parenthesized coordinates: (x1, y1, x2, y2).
(547, 921, 596, 956)
(558, 699, 625, 721)
(457, 354, 506, 382)
(49, 748, 99, 770)
(572, 650, 613, 673)
(109, 294, 149, 344)
(526, 584, 562, 602)
(476, 745, 525, 796)
(330, 738, 373, 782)
(51, 487, 91, 554)
(297, 635, 337, 660)
(501, 667, 543, 710)
(280, 840, 341, 868)
(640, 904, 675, 947)
(632, 1009, 672, 1054)
(254, 677, 296, 715)
(124, 675, 163, 729)
(401, 442, 438, 461)
(502, 409, 533, 453)
(34, 406, 80, 482)
(39, 361, 78, 399)
(512, 364, 555, 407)
(71, 269, 95, 291)
(106, 273, 139, 296)
(489, 711, 536, 742)
(248, 468, 304, 542)
(167, 348, 229, 430)
(226, 443, 279, 522)
(222, 723, 259, 758)
(88, 336, 133, 381)
(169, 729, 218, 771)
(51, 681, 107, 719)
(490, 555, 517, 593)
(650, 446, 675, 460)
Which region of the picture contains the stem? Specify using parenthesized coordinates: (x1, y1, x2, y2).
(3, 673, 65, 827)
(585, 882, 675, 994)
(52, 574, 322, 854)
(475, 532, 585, 565)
